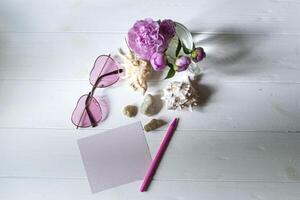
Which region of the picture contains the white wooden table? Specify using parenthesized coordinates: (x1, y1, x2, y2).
(1, 0, 300, 199)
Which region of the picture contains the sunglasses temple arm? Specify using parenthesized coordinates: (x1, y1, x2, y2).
(76, 109, 88, 129)
(101, 69, 123, 78)
(85, 105, 97, 127)
(93, 69, 123, 89)
(76, 94, 98, 129)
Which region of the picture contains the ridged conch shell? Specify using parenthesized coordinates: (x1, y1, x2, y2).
(117, 44, 152, 94)
(161, 80, 198, 111)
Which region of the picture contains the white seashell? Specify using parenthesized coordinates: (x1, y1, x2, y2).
(117, 43, 152, 94)
(162, 80, 198, 111)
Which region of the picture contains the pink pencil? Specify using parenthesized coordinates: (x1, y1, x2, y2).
(140, 118, 179, 192)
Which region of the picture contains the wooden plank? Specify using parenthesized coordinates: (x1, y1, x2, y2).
(1, 33, 300, 82)
(1, 129, 300, 181)
(0, 79, 300, 131)
(1, 178, 300, 200)
(0, 0, 300, 34)
(0, 1, 299, 199)
(0, 33, 120, 80)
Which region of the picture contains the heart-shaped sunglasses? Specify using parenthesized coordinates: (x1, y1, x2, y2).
(71, 55, 123, 128)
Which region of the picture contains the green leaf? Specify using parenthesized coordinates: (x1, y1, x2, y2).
(165, 68, 176, 79)
(167, 62, 173, 68)
(175, 39, 182, 57)
(165, 64, 176, 79)
(182, 42, 192, 54)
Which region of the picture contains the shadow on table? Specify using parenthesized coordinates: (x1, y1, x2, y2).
(193, 27, 267, 75)
(189, 74, 215, 109)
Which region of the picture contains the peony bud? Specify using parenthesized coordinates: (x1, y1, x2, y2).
(175, 56, 191, 72)
(191, 47, 206, 62)
(150, 52, 167, 71)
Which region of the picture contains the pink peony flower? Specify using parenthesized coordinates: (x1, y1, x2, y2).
(191, 47, 206, 62)
(175, 56, 191, 72)
(128, 18, 167, 60)
(150, 52, 167, 71)
(159, 19, 176, 44)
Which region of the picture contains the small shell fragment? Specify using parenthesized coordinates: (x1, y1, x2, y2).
(144, 119, 167, 132)
(122, 105, 138, 117)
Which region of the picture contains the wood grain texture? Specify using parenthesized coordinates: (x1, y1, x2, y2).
(1, 129, 300, 182)
(1, 0, 300, 34)
(0, 79, 300, 131)
(1, 0, 300, 199)
(1, 178, 300, 200)
(1, 33, 300, 82)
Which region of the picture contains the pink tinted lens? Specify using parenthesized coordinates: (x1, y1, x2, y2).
(71, 95, 102, 127)
(89, 55, 120, 88)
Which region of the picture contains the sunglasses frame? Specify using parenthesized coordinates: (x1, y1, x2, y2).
(71, 55, 123, 128)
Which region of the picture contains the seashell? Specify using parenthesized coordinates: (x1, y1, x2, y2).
(161, 80, 198, 111)
(117, 44, 152, 94)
